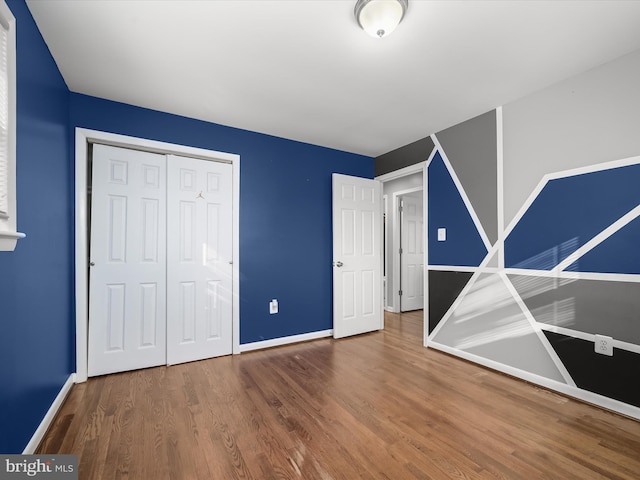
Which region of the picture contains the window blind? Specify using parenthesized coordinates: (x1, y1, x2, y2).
(0, 19, 8, 217)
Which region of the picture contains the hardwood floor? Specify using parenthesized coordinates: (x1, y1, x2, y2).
(38, 310, 640, 479)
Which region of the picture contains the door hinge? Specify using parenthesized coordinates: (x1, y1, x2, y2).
(399, 247, 403, 254)
(399, 290, 403, 296)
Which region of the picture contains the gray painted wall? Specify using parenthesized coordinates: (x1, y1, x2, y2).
(503, 49, 640, 226)
(432, 273, 567, 383)
(509, 276, 640, 345)
(435, 110, 498, 245)
(375, 136, 434, 177)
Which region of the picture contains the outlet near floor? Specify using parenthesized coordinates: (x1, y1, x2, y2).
(594, 334, 613, 356)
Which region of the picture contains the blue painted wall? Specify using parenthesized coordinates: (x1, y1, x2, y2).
(0, 0, 373, 453)
(571, 217, 640, 274)
(69, 94, 374, 344)
(427, 151, 487, 266)
(0, 0, 72, 453)
(504, 163, 640, 270)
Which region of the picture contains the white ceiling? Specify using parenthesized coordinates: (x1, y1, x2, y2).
(26, 0, 640, 157)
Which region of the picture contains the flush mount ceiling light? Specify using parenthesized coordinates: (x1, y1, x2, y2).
(355, 0, 408, 38)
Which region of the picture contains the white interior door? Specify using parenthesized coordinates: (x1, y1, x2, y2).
(88, 144, 167, 376)
(167, 155, 233, 364)
(400, 194, 424, 312)
(332, 173, 382, 338)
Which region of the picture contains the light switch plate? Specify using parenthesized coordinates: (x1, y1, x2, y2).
(437, 228, 446, 242)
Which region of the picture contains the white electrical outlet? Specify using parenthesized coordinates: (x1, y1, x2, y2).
(594, 334, 613, 356)
(269, 299, 278, 314)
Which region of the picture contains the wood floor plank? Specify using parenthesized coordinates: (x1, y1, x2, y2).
(37, 310, 640, 479)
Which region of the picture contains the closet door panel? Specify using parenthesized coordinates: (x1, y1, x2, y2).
(88, 144, 167, 376)
(167, 155, 233, 364)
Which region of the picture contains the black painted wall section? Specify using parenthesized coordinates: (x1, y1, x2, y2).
(375, 136, 435, 177)
(543, 331, 640, 407)
(428, 270, 474, 334)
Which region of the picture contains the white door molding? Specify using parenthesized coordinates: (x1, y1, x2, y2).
(391, 187, 423, 313)
(376, 159, 429, 347)
(75, 128, 240, 383)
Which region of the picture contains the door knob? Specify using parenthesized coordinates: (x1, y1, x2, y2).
(335, 261, 343, 267)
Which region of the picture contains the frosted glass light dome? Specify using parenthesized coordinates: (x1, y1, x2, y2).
(355, 0, 408, 38)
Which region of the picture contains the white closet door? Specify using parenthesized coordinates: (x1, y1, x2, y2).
(167, 155, 233, 364)
(88, 144, 167, 376)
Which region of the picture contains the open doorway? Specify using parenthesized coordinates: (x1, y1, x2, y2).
(377, 162, 428, 346)
(381, 171, 423, 313)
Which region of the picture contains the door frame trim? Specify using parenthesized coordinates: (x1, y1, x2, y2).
(74, 128, 241, 382)
(376, 159, 430, 347)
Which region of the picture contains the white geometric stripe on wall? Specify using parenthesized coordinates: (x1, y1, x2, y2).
(430, 135, 493, 252)
(503, 155, 640, 243)
(485, 251, 500, 268)
(554, 203, 640, 273)
(430, 272, 573, 384)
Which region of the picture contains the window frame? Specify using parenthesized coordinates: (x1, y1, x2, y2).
(0, 0, 22, 251)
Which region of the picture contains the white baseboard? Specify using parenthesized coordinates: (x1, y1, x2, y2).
(428, 341, 640, 421)
(23, 373, 76, 454)
(239, 329, 333, 353)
